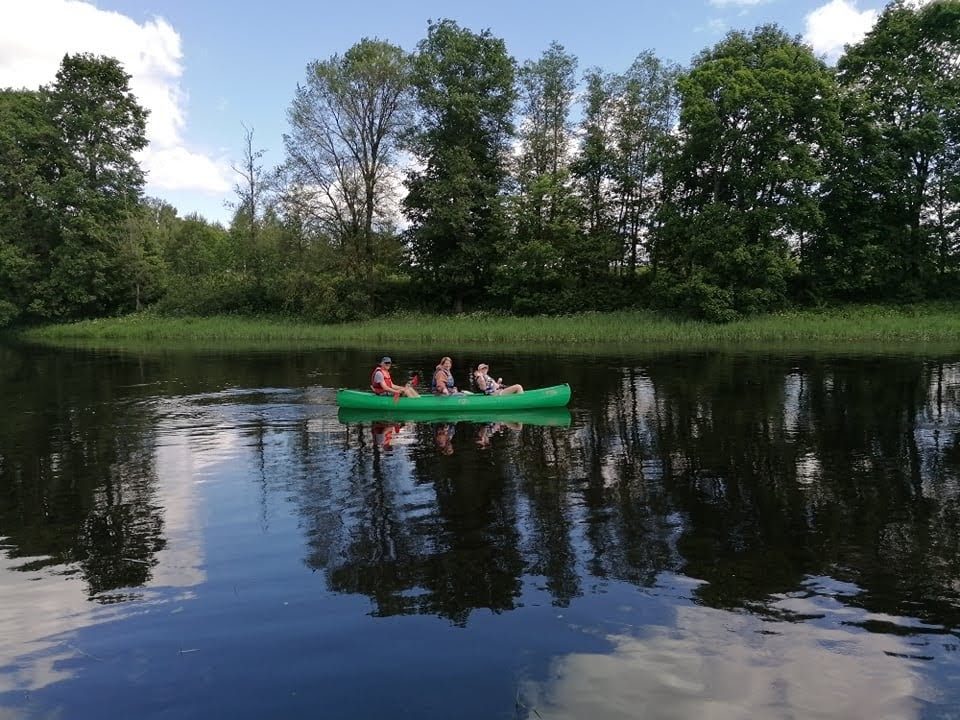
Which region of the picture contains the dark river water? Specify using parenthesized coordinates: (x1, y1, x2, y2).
(1, 341, 959, 719)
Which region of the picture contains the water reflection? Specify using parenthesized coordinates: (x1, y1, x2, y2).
(371, 420, 403, 449)
(519, 576, 938, 720)
(1, 343, 959, 718)
(434, 422, 455, 454)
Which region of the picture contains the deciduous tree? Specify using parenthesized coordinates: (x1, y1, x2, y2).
(0, 89, 56, 325)
(403, 19, 517, 311)
(609, 52, 680, 273)
(1, 54, 149, 322)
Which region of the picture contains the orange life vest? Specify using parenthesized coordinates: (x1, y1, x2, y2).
(371, 365, 393, 394)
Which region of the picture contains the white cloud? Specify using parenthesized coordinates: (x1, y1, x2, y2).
(803, 0, 879, 62)
(521, 596, 932, 720)
(0, 0, 231, 196)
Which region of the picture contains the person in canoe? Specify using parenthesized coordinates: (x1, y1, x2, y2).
(474, 363, 523, 395)
(476, 420, 523, 448)
(371, 356, 420, 398)
(432, 356, 464, 396)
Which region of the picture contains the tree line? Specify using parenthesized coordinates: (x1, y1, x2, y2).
(1, 0, 957, 326)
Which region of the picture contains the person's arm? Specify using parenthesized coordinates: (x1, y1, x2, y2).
(434, 370, 448, 394)
(475, 373, 487, 392)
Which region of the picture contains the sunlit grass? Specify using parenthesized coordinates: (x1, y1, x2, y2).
(15, 303, 960, 351)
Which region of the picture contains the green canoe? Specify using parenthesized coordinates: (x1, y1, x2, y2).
(337, 406, 572, 427)
(336, 383, 571, 411)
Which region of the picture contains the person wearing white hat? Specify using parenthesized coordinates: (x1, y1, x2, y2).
(473, 363, 523, 395)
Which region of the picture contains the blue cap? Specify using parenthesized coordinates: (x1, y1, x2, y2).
(381, 356, 392, 364)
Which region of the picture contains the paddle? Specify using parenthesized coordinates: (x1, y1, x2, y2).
(393, 373, 419, 404)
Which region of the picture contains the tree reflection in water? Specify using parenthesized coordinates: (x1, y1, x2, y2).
(2, 345, 959, 634)
(298, 352, 960, 631)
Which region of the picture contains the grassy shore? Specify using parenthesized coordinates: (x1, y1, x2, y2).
(14, 304, 960, 349)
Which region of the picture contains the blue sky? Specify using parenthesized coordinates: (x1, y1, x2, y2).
(0, 0, 912, 224)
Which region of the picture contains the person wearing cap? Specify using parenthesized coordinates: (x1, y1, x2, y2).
(473, 363, 523, 395)
(435, 422, 455, 455)
(371, 356, 420, 398)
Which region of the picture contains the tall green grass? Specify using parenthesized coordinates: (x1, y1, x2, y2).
(14, 304, 960, 349)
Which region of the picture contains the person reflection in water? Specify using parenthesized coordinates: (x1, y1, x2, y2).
(372, 421, 402, 449)
(435, 423, 455, 455)
(432, 356, 463, 396)
(473, 363, 523, 395)
(475, 421, 522, 449)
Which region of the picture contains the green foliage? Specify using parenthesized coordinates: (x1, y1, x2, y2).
(153, 272, 261, 316)
(488, 239, 563, 313)
(514, 43, 579, 246)
(24, 304, 960, 348)
(571, 70, 616, 238)
(655, 25, 837, 320)
(0, 238, 38, 327)
(608, 52, 680, 271)
(284, 39, 412, 281)
(267, 270, 371, 323)
(47, 53, 147, 213)
(403, 19, 517, 311)
(5, 18, 960, 327)
(0, 90, 58, 325)
(0, 54, 149, 324)
(162, 214, 233, 276)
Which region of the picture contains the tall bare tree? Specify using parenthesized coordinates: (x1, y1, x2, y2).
(403, 20, 517, 311)
(515, 42, 578, 244)
(284, 39, 412, 279)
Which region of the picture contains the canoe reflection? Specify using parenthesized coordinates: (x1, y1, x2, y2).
(338, 406, 571, 427)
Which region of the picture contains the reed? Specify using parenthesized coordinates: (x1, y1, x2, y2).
(16, 303, 960, 348)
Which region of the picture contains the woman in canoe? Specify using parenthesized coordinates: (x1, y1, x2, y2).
(371, 356, 420, 398)
(474, 363, 523, 395)
(432, 356, 462, 396)
(476, 420, 523, 448)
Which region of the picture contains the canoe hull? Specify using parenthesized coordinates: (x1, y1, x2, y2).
(336, 383, 571, 411)
(338, 406, 572, 427)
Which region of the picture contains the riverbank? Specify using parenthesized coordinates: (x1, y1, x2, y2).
(13, 304, 960, 348)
